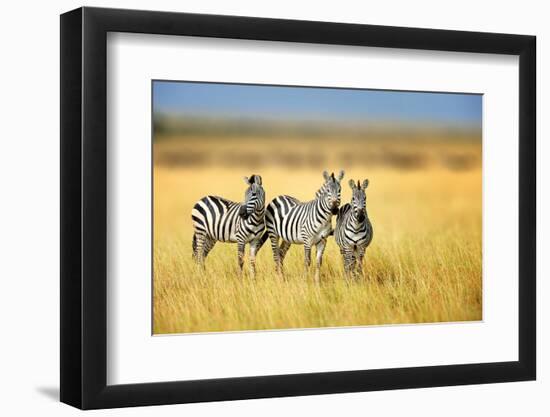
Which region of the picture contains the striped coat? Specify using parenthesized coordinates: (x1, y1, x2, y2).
(334, 179, 373, 278)
(191, 174, 265, 277)
(263, 170, 344, 281)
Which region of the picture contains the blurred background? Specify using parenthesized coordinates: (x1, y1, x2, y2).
(153, 81, 481, 171)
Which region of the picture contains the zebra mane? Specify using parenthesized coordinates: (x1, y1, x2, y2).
(315, 182, 329, 199)
(315, 176, 337, 199)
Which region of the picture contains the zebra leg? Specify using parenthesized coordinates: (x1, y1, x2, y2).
(249, 240, 261, 279)
(342, 247, 356, 280)
(279, 241, 291, 262)
(193, 232, 207, 267)
(237, 241, 246, 277)
(356, 247, 366, 279)
(314, 238, 327, 283)
(202, 237, 216, 261)
(269, 233, 283, 275)
(303, 244, 312, 276)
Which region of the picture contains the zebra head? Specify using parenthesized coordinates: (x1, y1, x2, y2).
(239, 174, 265, 220)
(348, 179, 369, 222)
(320, 170, 345, 214)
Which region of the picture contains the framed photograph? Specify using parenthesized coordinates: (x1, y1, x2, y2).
(60, 6, 536, 409)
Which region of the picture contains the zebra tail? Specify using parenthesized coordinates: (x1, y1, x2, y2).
(192, 233, 197, 259)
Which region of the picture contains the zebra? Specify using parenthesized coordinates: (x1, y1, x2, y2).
(262, 170, 344, 282)
(191, 174, 266, 278)
(334, 179, 373, 279)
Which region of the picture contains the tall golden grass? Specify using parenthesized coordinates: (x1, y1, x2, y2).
(153, 138, 482, 334)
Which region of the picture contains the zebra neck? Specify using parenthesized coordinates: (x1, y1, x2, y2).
(243, 207, 265, 222)
(314, 197, 333, 221)
(349, 213, 368, 229)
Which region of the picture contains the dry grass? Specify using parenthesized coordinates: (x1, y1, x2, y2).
(153, 139, 482, 334)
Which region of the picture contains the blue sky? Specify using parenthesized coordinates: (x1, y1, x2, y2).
(153, 81, 482, 128)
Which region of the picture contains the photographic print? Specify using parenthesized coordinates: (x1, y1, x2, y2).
(152, 81, 482, 334)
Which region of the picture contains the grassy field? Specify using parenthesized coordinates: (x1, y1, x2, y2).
(153, 137, 482, 334)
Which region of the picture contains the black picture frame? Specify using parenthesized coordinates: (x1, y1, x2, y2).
(60, 6, 536, 410)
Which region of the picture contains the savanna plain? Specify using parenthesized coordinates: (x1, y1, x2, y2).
(154, 135, 482, 334)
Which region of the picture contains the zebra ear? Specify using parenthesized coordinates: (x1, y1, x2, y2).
(243, 176, 250, 184)
(323, 170, 330, 181)
(337, 169, 345, 182)
(254, 175, 262, 185)
(348, 179, 356, 190)
(362, 179, 370, 190)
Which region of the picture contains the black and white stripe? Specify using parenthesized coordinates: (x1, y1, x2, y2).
(192, 174, 266, 277)
(263, 170, 344, 282)
(334, 179, 373, 278)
